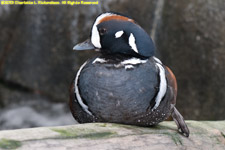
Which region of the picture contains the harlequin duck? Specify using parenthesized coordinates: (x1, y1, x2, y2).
(70, 12, 189, 137)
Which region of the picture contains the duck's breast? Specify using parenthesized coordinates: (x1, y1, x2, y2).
(78, 58, 159, 122)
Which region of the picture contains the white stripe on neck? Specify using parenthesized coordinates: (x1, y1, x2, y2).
(128, 33, 139, 53)
(121, 58, 148, 65)
(92, 58, 108, 64)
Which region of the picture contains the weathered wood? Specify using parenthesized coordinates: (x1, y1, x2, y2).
(0, 121, 224, 150)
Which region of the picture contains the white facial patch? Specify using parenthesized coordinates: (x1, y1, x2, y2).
(128, 33, 139, 53)
(115, 30, 124, 38)
(91, 13, 113, 48)
(152, 62, 167, 110)
(91, 26, 101, 48)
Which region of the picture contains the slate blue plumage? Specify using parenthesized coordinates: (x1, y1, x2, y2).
(70, 12, 190, 137)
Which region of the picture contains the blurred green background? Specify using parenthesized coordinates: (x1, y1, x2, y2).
(0, 0, 225, 130)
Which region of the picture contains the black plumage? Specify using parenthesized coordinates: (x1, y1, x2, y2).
(70, 12, 190, 137)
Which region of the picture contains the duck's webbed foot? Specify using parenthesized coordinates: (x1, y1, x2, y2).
(171, 105, 190, 137)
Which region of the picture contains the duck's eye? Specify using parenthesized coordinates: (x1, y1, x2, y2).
(99, 28, 107, 36)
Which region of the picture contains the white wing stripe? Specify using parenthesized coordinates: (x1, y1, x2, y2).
(74, 61, 93, 115)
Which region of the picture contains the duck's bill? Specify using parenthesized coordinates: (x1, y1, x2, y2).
(73, 39, 95, 50)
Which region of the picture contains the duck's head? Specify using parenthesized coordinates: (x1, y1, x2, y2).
(73, 12, 155, 58)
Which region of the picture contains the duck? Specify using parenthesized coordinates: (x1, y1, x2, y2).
(70, 12, 189, 137)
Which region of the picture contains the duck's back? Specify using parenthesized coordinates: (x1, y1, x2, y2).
(70, 11, 189, 137)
